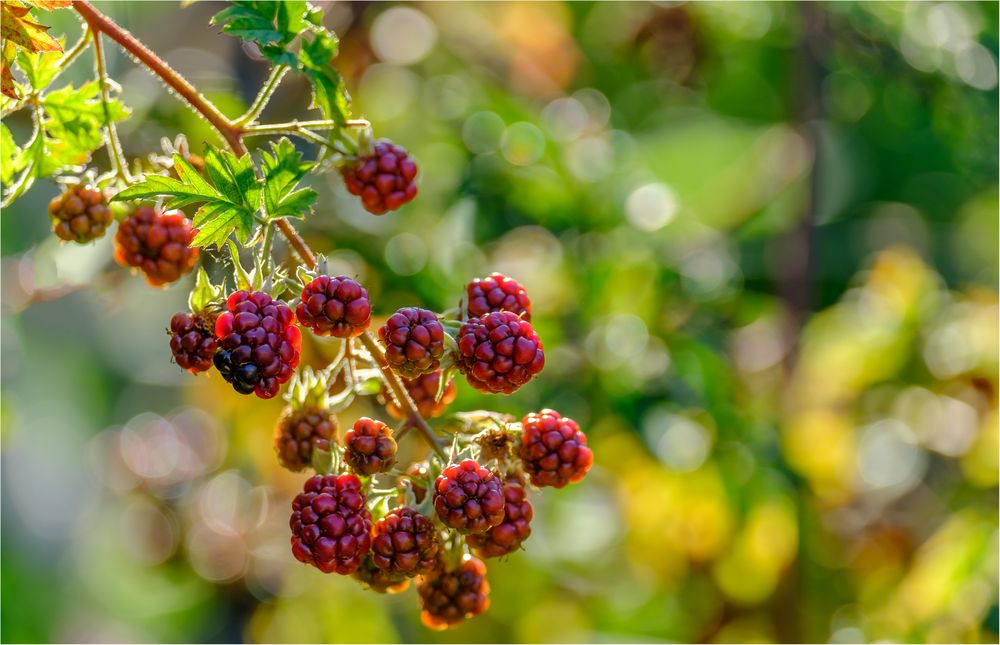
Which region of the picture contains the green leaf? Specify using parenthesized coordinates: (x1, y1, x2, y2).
(0, 123, 19, 185)
(260, 137, 316, 219)
(299, 31, 350, 126)
(40, 80, 128, 175)
(211, 0, 311, 66)
(115, 149, 260, 249)
(15, 39, 62, 91)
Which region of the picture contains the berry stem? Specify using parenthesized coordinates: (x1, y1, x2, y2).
(87, 28, 131, 184)
(234, 65, 289, 128)
(358, 332, 447, 460)
(242, 118, 371, 134)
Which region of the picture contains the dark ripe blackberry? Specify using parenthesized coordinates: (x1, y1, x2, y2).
(290, 474, 372, 575)
(352, 555, 410, 594)
(168, 311, 218, 374)
(417, 557, 491, 630)
(466, 273, 532, 321)
(48, 183, 114, 243)
(343, 417, 397, 476)
(113, 206, 199, 286)
(296, 275, 371, 338)
(455, 311, 545, 394)
(214, 290, 301, 399)
(274, 407, 337, 472)
(381, 370, 457, 421)
(518, 409, 593, 488)
(432, 459, 505, 534)
(377, 307, 446, 378)
(341, 140, 418, 215)
(467, 478, 533, 558)
(371, 507, 440, 576)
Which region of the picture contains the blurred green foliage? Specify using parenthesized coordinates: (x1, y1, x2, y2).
(1, 1, 997, 643)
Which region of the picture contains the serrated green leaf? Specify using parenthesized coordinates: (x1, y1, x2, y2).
(299, 31, 350, 126)
(15, 39, 62, 91)
(260, 137, 316, 220)
(115, 149, 259, 249)
(40, 80, 128, 175)
(211, 0, 311, 66)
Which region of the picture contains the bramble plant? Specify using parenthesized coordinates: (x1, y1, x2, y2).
(0, 0, 593, 630)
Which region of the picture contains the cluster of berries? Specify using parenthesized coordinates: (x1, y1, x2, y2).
(284, 409, 591, 629)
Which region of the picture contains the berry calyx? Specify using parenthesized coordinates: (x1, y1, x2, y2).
(341, 140, 418, 215)
(466, 273, 532, 321)
(377, 307, 445, 379)
(467, 477, 533, 558)
(274, 406, 337, 472)
(296, 275, 371, 338)
(48, 183, 113, 243)
(113, 206, 200, 286)
(455, 311, 545, 394)
(214, 290, 302, 399)
(352, 555, 410, 594)
(381, 370, 457, 421)
(433, 459, 505, 534)
(290, 474, 373, 575)
(518, 409, 593, 488)
(371, 507, 440, 576)
(417, 557, 491, 630)
(168, 311, 218, 374)
(343, 417, 397, 476)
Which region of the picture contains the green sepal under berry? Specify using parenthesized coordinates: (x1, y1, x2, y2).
(114, 147, 259, 248)
(286, 365, 334, 412)
(187, 267, 223, 314)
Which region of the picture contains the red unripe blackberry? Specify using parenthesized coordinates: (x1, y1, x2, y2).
(214, 290, 302, 399)
(418, 557, 491, 630)
(466, 273, 531, 321)
(343, 417, 397, 476)
(382, 370, 457, 421)
(341, 140, 418, 215)
(518, 409, 593, 488)
(290, 474, 372, 575)
(114, 206, 199, 286)
(467, 478, 533, 558)
(296, 275, 371, 338)
(48, 183, 113, 243)
(433, 459, 505, 534)
(378, 307, 445, 378)
(371, 507, 440, 576)
(455, 311, 545, 394)
(353, 555, 410, 594)
(168, 311, 218, 374)
(274, 407, 337, 472)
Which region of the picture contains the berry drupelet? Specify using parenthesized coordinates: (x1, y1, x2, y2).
(168, 311, 218, 374)
(378, 307, 445, 379)
(466, 273, 532, 321)
(371, 507, 440, 577)
(274, 407, 337, 472)
(343, 417, 397, 476)
(48, 183, 114, 243)
(381, 370, 457, 421)
(341, 140, 418, 215)
(296, 275, 371, 338)
(455, 311, 545, 394)
(214, 290, 301, 399)
(417, 557, 491, 630)
(290, 474, 372, 575)
(353, 555, 410, 594)
(467, 477, 533, 558)
(518, 409, 593, 488)
(114, 206, 199, 286)
(433, 459, 505, 534)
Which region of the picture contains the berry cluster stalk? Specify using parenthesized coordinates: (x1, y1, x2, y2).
(70, 0, 441, 457)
